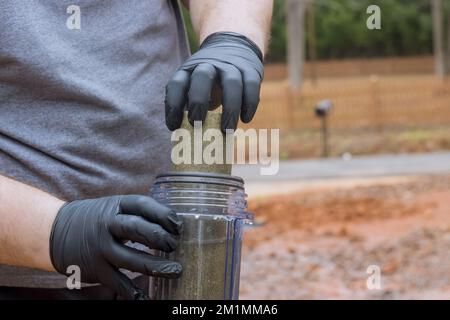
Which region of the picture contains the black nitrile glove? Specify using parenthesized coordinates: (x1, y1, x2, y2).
(50, 195, 183, 300)
(165, 31, 264, 131)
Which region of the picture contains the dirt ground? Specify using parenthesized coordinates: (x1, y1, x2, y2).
(239, 175, 450, 299)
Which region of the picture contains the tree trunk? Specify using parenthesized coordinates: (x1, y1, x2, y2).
(287, 0, 306, 89)
(447, 7, 450, 74)
(432, 0, 445, 78)
(307, 0, 318, 85)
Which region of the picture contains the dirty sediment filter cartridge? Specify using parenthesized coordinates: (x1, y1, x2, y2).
(171, 111, 232, 175)
(150, 173, 251, 300)
(159, 215, 232, 299)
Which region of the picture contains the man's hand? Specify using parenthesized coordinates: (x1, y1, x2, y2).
(165, 0, 273, 131)
(50, 195, 183, 300)
(165, 32, 264, 132)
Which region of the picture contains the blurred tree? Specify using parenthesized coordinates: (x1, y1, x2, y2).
(268, 0, 439, 62)
(312, 0, 434, 60)
(268, 0, 288, 62)
(446, 1, 450, 72)
(181, 4, 198, 53)
(287, 0, 307, 88)
(307, 0, 318, 84)
(432, 0, 445, 77)
(181, 0, 447, 63)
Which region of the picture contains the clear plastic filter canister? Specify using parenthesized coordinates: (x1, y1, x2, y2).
(150, 172, 253, 300)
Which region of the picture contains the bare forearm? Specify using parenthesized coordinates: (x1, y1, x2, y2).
(0, 175, 63, 271)
(188, 0, 273, 54)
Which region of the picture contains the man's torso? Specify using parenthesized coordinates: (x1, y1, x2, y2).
(0, 0, 189, 288)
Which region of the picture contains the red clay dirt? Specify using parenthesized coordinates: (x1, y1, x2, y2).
(239, 175, 450, 299)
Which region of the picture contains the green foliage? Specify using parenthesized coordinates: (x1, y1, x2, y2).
(267, 0, 288, 62)
(182, 0, 445, 62)
(181, 5, 198, 53)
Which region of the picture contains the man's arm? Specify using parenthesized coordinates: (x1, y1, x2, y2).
(188, 0, 273, 54)
(165, 0, 273, 131)
(0, 174, 183, 299)
(0, 174, 62, 271)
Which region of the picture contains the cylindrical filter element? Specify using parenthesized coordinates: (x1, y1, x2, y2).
(150, 172, 252, 300)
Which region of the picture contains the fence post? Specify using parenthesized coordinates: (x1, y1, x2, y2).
(286, 85, 298, 129)
(370, 75, 382, 132)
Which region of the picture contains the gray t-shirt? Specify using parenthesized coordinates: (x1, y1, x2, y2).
(0, 0, 189, 288)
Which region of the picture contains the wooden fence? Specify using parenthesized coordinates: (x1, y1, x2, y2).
(243, 74, 450, 131)
(264, 56, 435, 80)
